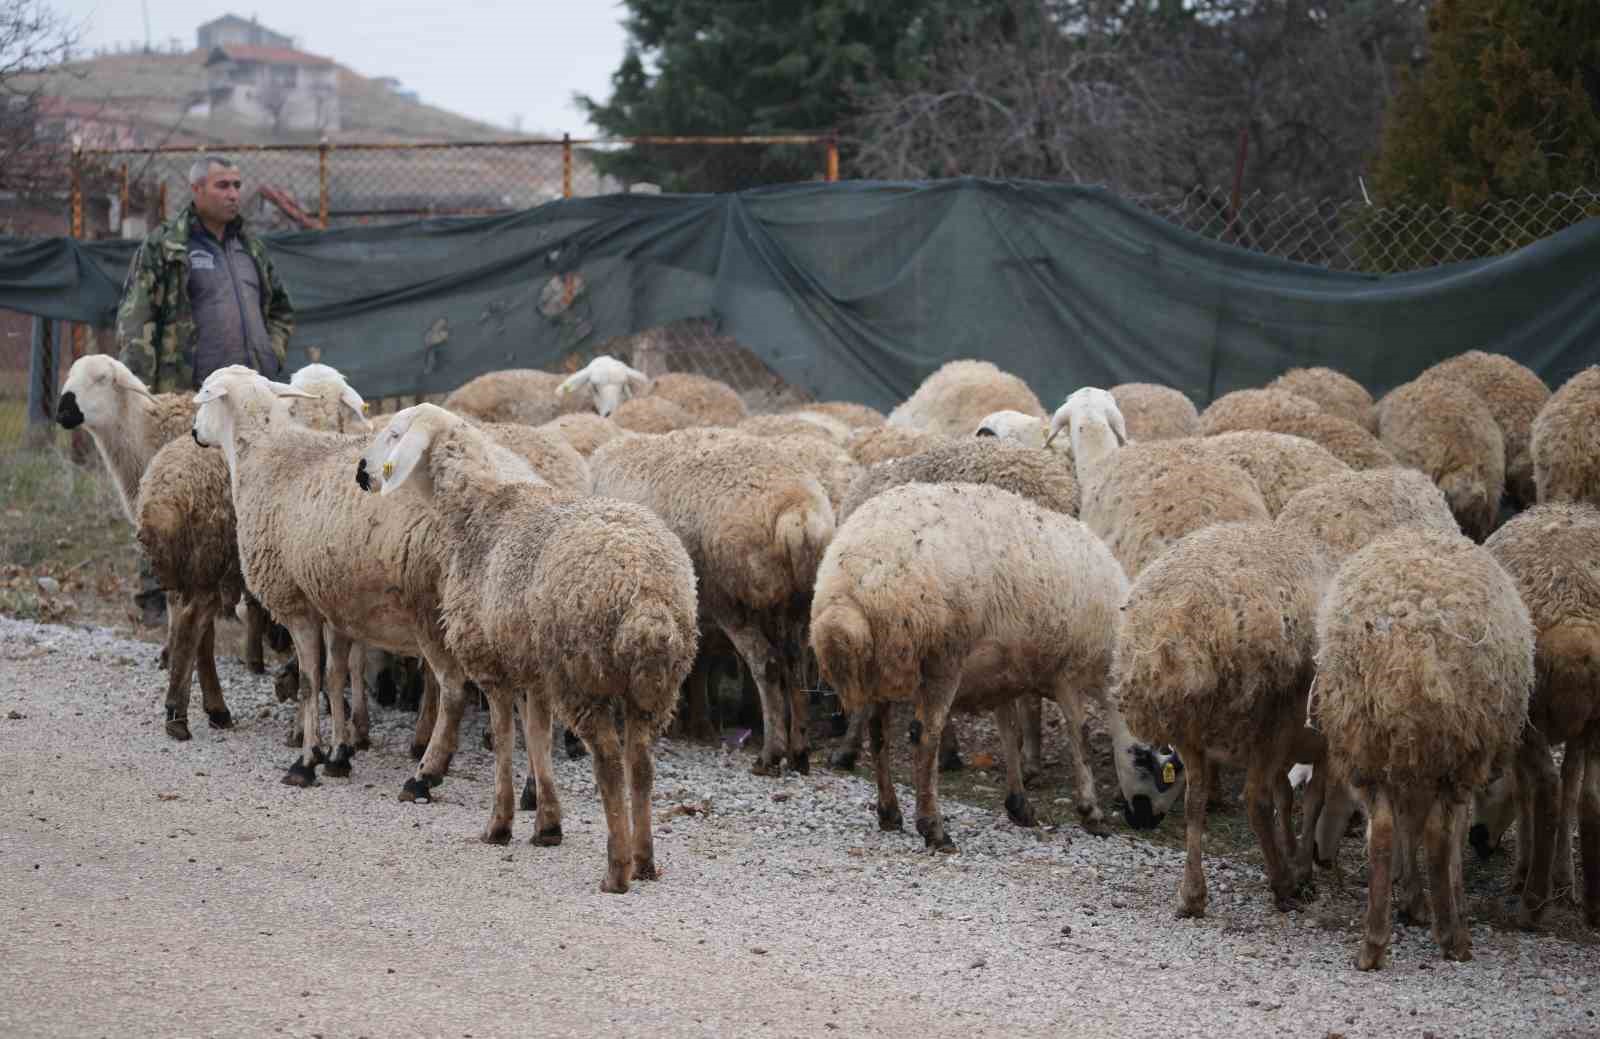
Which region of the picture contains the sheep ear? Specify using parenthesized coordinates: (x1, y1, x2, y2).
(114, 369, 157, 401)
(1108, 408, 1128, 447)
(622, 365, 650, 393)
(380, 426, 431, 495)
(556, 368, 591, 397)
(338, 384, 371, 429)
(267, 381, 319, 400)
(193, 384, 228, 405)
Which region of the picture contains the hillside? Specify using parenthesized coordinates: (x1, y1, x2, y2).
(30, 50, 523, 145)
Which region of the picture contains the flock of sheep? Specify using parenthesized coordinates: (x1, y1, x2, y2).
(50, 346, 1600, 971)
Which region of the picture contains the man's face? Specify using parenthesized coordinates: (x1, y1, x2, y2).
(192, 163, 242, 227)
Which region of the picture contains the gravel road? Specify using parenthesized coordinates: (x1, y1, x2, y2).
(2, 615, 1596, 1038)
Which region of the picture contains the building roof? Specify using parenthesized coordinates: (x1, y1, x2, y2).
(198, 14, 259, 29)
(205, 44, 335, 68)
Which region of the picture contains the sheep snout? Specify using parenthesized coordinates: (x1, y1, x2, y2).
(55, 391, 83, 429)
(355, 457, 373, 492)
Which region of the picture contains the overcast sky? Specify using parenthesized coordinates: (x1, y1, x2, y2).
(53, 0, 633, 136)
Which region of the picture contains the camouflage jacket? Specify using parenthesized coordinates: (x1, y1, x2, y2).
(114, 204, 295, 392)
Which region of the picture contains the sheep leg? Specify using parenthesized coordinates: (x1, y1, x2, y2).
(1425, 796, 1472, 961)
(995, 700, 1035, 827)
(242, 596, 268, 674)
(160, 594, 209, 742)
(830, 710, 866, 771)
(1294, 760, 1328, 888)
(783, 626, 812, 774)
(719, 622, 789, 775)
(348, 641, 371, 751)
(911, 665, 960, 852)
(412, 668, 439, 761)
(321, 629, 357, 778)
(1511, 766, 1535, 890)
(869, 703, 901, 831)
(401, 647, 470, 801)
(1395, 794, 1429, 927)
(1357, 786, 1397, 971)
(576, 712, 632, 894)
(1175, 745, 1210, 919)
(1316, 781, 1362, 873)
(480, 687, 516, 845)
(1555, 737, 1583, 904)
(1245, 756, 1299, 911)
(1050, 678, 1109, 836)
(282, 617, 325, 787)
(1515, 726, 1559, 929)
(521, 691, 563, 845)
(675, 651, 716, 742)
(194, 613, 232, 730)
(1018, 695, 1040, 782)
(625, 707, 659, 881)
(1580, 732, 1600, 927)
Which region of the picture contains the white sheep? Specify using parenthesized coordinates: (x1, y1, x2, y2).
(888, 359, 1045, 436)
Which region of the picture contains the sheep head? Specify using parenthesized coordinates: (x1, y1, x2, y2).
(192, 365, 316, 449)
(56, 354, 156, 430)
(973, 409, 1047, 448)
(356, 402, 460, 497)
(284, 361, 372, 431)
(1045, 387, 1127, 469)
(555, 353, 650, 418)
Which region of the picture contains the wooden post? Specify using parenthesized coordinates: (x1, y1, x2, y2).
(1226, 127, 1249, 244)
(118, 162, 130, 234)
(562, 133, 575, 308)
(157, 181, 168, 221)
(826, 129, 839, 182)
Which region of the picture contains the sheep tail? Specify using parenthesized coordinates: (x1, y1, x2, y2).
(614, 599, 695, 719)
(810, 600, 871, 712)
(774, 498, 835, 587)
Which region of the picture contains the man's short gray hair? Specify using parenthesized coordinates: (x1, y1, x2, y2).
(188, 154, 239, 186)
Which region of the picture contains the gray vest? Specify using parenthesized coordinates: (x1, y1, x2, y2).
(187, 223, 279, 387)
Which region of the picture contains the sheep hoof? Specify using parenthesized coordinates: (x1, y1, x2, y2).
(600, 872, 629, 895)
(828, 747, 859, 771)
(633, 857, 659, 881)
(1467, 823, 1496, 860)
(876, 802, 903, 832)
(281, 760, 318, 787)
(1004, 793, 1036, 828)
(1583, 904, 1599, 929)
(164, 711, 191, 742)
(1355, 943, 1385, 971)
(399, 776, 437, 803)
(481, 824, 512, 846)
(157, 646, 169, 671)
(563, 729, 588, 760)
(354, 735, 371, 752)
(531, 824, 563, 847)
(1515, 902, 1544, 931)
(408, 742, 428, 761)
(481, 728, 494, 751)
(323, 744, 355, 778)
(206, 708, 233, 730)
(915, 817, 955, 852)
(1440, 938, 1472, 963)
(1273, 892, 1303, 914)
(246, 659, 266, 675)
(518, 777, 538, 812)
(272, 662, 298, 703)
(789, 749, 810, 775)
(283, 726, 303, 748)
(1174, 895, 1206, 920)
(1078, 806, 1111, 838)
(940, 750, 966, 773)
(750, 758, 783, 777)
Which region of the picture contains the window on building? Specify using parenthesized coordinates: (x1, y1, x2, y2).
(271, 64, 297, 88)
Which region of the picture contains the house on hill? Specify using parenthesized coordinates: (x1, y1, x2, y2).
(196, 14, 295, 51)
(197, 44, 341, 133)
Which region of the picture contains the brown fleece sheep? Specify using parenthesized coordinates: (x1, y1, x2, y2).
(1316, 529, 1533, 969)
(1267, 367, 1378, 432)
(738, 412, 852, 445)
(1110, 383, 1200, 440)
(1425, 351, 1550, 508)
(475, 422, 590, 494)
(539, 412, 624, 458)
(611, 395, 700, 434)
(811, 482, 1171, 844)
(1241, 410, 1398, 471)
(590, 428, 835, 774)
(647, 371, 747, 426)
(887, 359, 1045, 436)
(1276, 467, 1458, 565)
(1193, 431, 1350, 516)
(443, 369, 588, 426)
(845, 425, 945, 467)
(1484, 503, 1600, 927)
(1114, 522, 1331, 917)
(361, 406, 699, 893)
(838, 437, 1079, 524)
(1198, 388, 1321, 438)
(1531, 366, 1600, 508)
(766, 434, 861, 514)
(1079, 440, 1271, 578)
(1377, 376, 1505, 541)
(792, 401, 886, 429)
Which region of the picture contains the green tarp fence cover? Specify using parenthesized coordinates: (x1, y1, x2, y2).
(2, 178, 1597, 408)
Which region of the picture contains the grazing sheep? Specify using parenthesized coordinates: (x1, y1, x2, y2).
(738, 412, 853, 445)
(192, 366, 538, 790)
(1192, 431, 1350, 516)
(812, 482, 1180, 845)
(537, 412, 623, 458)
(1220, 410, 1398, 472)
(646, 371, 747, 426)
(1484, 503, 1600, 926)
(443, 370, 579, 425)
(888, 359, 1045, 436)
(358, 404, 699, 893)
(1377, 375, 1505, 541)
(765, 434, 861, 515)
(790, 401, 885, 429)
(973, 409, 1049, 448)
(1266, 367, 1377, 432)
(1109, 383, 1201, 440)
(1115, 522, 1330, 916)
(845, 425, 945, 467)
(555, 354, 652, 418)
(838, 437, 1079, 525)
(611, 395, 700, 434)
(1425, 351, 1550, 509)
(1531, 366, 1600, 508)
(1198, 388, 1321, 438)
(1316, 529, 1533, 969)
(590, 428, 834, 774)
(474, 421, 590, 495)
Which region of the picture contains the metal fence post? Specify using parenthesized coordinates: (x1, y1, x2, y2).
(26, 316, 56, 434)
(118, 162, 129, 234)
(562, 133, 575, 308)
(157, 180, 168, 222)
(826, 129, 839, 182)
(319, 136, 330, 229)
(68, 146, 90, 460)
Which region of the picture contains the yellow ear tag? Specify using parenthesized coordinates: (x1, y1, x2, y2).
(382, 460, 394, 478)
(1162, 762, 1176, 785)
